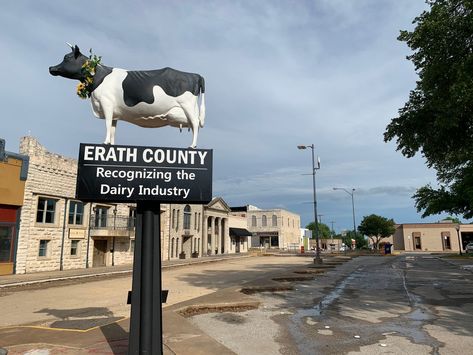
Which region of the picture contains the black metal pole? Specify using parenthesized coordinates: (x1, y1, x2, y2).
(456, 226, 462, 256)
(310, 145, 321, 263)
(128, 201, 163, 354)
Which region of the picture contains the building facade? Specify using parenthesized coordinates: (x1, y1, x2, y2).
(0, 139, 29, 275)
(393, 222, 472, 253)
(10, 137, 251, 274)
(232, 205, 301, 249)
(15, 137, 145, 274)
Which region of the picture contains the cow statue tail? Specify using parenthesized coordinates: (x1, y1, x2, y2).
(198, 76, 206, 128)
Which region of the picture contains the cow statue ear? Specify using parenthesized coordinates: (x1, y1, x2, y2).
(73, 45, 81, 58)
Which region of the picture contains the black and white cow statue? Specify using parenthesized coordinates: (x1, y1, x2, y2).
(49, 44, 205, 148)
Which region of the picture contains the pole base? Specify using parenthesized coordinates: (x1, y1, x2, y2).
(313, 257, 323, 264)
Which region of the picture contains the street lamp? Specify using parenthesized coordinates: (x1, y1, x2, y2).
(455, 224, 462, 256)
(333, 187, 356, 246)
(298, 144, 322, 263)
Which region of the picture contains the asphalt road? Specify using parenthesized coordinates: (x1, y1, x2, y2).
(191, 254, 473, 354)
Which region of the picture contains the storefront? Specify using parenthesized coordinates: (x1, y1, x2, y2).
(0, 138, 28, 275)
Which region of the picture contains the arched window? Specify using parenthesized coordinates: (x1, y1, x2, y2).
(252, 215, 257, 227)
(272, 215, 277, 227)
(171, 238, 175, 258)
(262, 215, 267, 227)
(176, 238, 179, 257)
(172, 209, 175, 228)
(184, 205, 191, 229)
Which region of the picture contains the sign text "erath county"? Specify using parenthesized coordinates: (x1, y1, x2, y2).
(76, 144, 213, 204)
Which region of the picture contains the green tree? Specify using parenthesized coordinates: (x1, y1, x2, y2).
(339, 231, 368, 249)
(306, 222, 332, 239)
(442, 216, 462, 224)
(358, 214, 395, 250)
(384, 0, 473, 218)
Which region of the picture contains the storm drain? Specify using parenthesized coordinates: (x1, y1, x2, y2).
(179, 302, 259, 317)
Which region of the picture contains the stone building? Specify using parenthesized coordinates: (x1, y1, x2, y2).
(231, 205, 301, 249)
(15, 136, 143, 274)
(10, 137, 250, 273)
(0, 139, 29, 275)
(166, 198, 250, 260)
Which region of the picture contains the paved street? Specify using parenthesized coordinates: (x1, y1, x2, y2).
(0, 254, 472, 354)
(190, 254, 473, 354)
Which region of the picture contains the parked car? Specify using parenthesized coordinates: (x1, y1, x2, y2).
(465, 242, 473, 253)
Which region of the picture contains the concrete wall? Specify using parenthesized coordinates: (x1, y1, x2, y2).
(393, 223, 463, 252)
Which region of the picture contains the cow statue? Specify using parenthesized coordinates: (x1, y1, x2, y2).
(49, 44, 205, 148)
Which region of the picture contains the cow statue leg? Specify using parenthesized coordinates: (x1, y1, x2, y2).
(102, 105, 114, 145)
(180, 102, 200, 149)
(110, 120, 117, 145)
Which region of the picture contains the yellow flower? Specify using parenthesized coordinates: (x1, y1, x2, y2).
(86, 77, 93, 84)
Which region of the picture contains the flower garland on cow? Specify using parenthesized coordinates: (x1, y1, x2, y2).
(77, 50, 102, 99)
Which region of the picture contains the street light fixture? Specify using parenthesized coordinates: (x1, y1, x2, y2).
(298, 144, 322, 263)
(455, 224, 462, 256)
(333, 187, 356, 247)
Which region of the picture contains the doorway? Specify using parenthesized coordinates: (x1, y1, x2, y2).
(414, 236, 422, 250)
(93, 239, 107, 267)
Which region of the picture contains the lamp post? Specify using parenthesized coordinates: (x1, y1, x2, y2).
(455, 224, 462, 256)
(333, 187, 356, 246)
(297, 144, 322, 263)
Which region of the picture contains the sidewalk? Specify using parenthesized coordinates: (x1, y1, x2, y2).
(0, 253, 251, 288)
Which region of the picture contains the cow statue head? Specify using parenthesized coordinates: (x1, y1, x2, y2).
(49, 43, 88, 80)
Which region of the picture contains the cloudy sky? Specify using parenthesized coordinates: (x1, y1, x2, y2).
(1, 0, 456, 231)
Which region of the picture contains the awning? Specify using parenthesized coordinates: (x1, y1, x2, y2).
(229, 228, 252, 237)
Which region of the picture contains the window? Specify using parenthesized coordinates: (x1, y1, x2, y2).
(0, 226, 14, 262)
(171, 238, 175, 257)
(94, 206, 109, 228)
(172, 209, 175, 229)
(68, 201, 84, 225)
(184, 205, 191, 229)
(176, 210, 180, 230)
(128, 208, 136, 228)
(272, 215, 277, 227)
(36, 197, 57, 224)
(70, 240, 80, 256)
(262, 215, 267, 227)
(194, 212, 197, 230)
(252, 215, 257, 227)
(38, 240, 50, 257)
(198, 213, 201, 231)
(176, 238, 179, 257)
